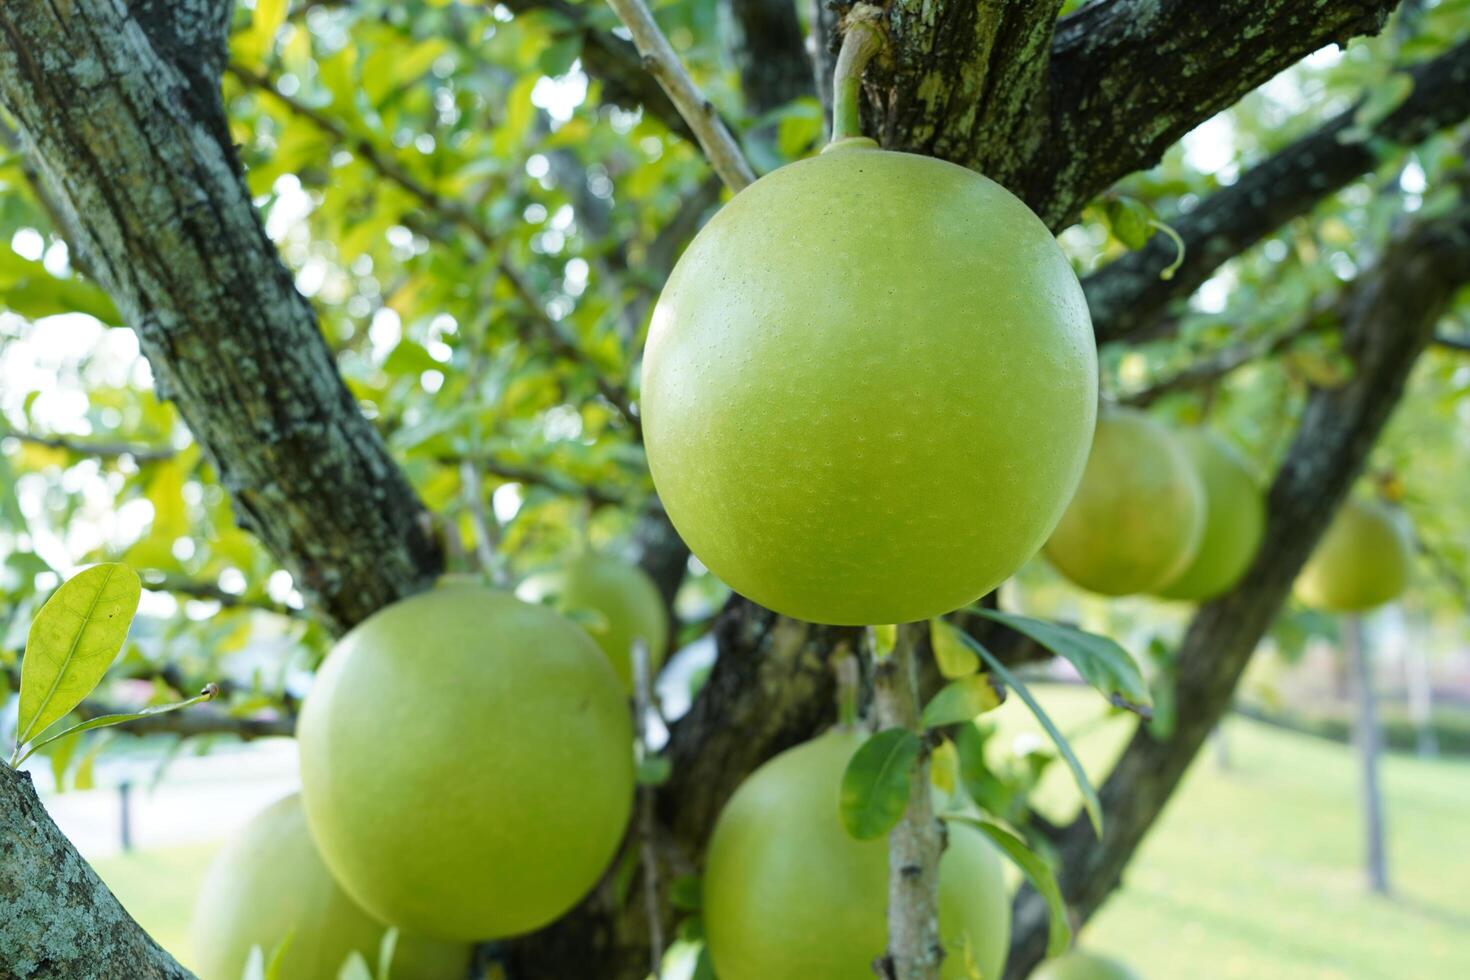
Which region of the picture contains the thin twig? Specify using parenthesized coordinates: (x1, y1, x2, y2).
(459, 461, 506, 584)
(602, 0, 756, 193)
(1, 428, 174, 462)
(1432, 332, 1470, 353)
(631, 640, 665, 977)
(432, 453, 632, 507)
(140, 573, 304, 618)
(1121, 318, 1319, 408)
(870, 622, 944, 980)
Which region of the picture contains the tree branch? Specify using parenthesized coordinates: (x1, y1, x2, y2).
(1118, 317, 1320, 408)
(872, 622, 945, 980)
(139, 572, 304, 618)
(1088, 36, 1470, 343)
(0, 765, 195, 978)
(0, 428, 175, 463)
(1036, 0, 1401, 227)
(1005, 191, 1470, 979)
(604, 0, 757, 192)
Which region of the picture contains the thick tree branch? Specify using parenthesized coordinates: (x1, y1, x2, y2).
(0, 0, 442, 633)
(1005, 194, 1470, 978)
(1035, 0, 1401, 227)
(725, 0, 813, 117)
(1088, 36, 1470, 343)
(878, 0, 1065, 190)
(1, 765, 195, 978)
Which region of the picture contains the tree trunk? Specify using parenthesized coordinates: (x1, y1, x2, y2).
(0, 765, 193, 979)
(1346, 616, 1390, 895)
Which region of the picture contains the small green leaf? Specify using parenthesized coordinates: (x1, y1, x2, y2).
(338, 951, 373, 980)
(636, 755, 671, 786)
(840, 727, 921, 841)
(14, 563, 141, 761)
(669, 873, 702, 911)
(15, 685, 220, 768)
(952, 629, 1104, 836)
(376, 928, 398, 980)
(948, 815, 1072, 957)
(966, 607, 1151, 717)
(929, 617, 979, 678)
(871, 624, 897, 660)
(264, 930, 294, 980)
(921, 673, 1004, 729)
(1103, 196, 1155, 250)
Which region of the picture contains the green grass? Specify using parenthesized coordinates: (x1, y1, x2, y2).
(985, 684, 1470, 979)
(89, 689, 1470, 978)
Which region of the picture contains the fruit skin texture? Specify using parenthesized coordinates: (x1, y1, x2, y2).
(520, 553, 668, 692)
(190, 794, 470, 980)
(1156, 430, 1266, 601)
(1295, 498, 1412, 612)
(1031, 950, 1142, 980)
(703, 730, 1011, 980)
(641, 142, 1097, 625)
(297, 585, 634, 941)
(1045, 408, 1205, 596)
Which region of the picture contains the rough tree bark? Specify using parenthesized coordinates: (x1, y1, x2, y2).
(0, 0, 442, 636)
(1005, 196, 1470, 978)
(0, 765, 190, 979)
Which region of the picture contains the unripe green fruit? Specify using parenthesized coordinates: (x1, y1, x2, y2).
(704, 730, 1011, 980)
(297, 585, 634, 941)
(520, 553, 668, 692)
(641, 141, 1097, 625)
(1045, 409, 1205, 596)
(1031, 949, 1142, 980)
(190, 794, 470, 980)
(1156, 430, 1266, 601)
(1295, 498, 1412, 612)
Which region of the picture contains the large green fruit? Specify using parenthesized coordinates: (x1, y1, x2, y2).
(297, 585, 634, 941)
(1045, 409, 1205, 596)
(1295, 498, 1412, 612)
(1156, 430, 1266, 601)
(1031, 949, 1141, 980)
(641, 140, 1097, 625)
(190, 794, 470, 980)
(520, 553, 668, 692)
(704, 730, 1011, 980)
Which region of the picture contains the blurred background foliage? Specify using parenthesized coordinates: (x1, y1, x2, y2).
(0, 0, 1467, 793)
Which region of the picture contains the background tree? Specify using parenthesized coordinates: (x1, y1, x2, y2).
(1, 0, 1469, 977)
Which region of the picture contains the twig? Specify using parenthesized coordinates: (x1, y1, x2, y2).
(602, 0, 756, 193)
(631, 640, 665, 977)
(459, 461, 506, 584)
(431, 453, 632, 507)
(1432, 332, 1470, 354)
(0, 428, 174, 462)
(1120, 318, 1319, 408)
(870, 622, 944, 980)
(225, 63, 639, 428)
(140, 573, 303, 618)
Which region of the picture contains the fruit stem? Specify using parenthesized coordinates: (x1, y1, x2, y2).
(831, 9, 885, 145)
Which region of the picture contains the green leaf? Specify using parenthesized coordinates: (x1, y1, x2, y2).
(14, 685, 219, 767)
(238, 0, 289, 68)
(948, 815, 1072, 957)
(840, 727, 921, 841)
(1103, 196, 1155, 250)
(952, 629, 1104, 836)
(929, 617, 979, 678)
(871, 624, 897, 660)
(338, 951, 373, 980)
(966, 607, 1151, 717)
(636, 754, 671, 786)
(265, 931, 294, 980)
(13, 563, 142, 761)
(669, 873, 702, 911)
(921, 673, 1005, 729)
(376, 928, 398, 980)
